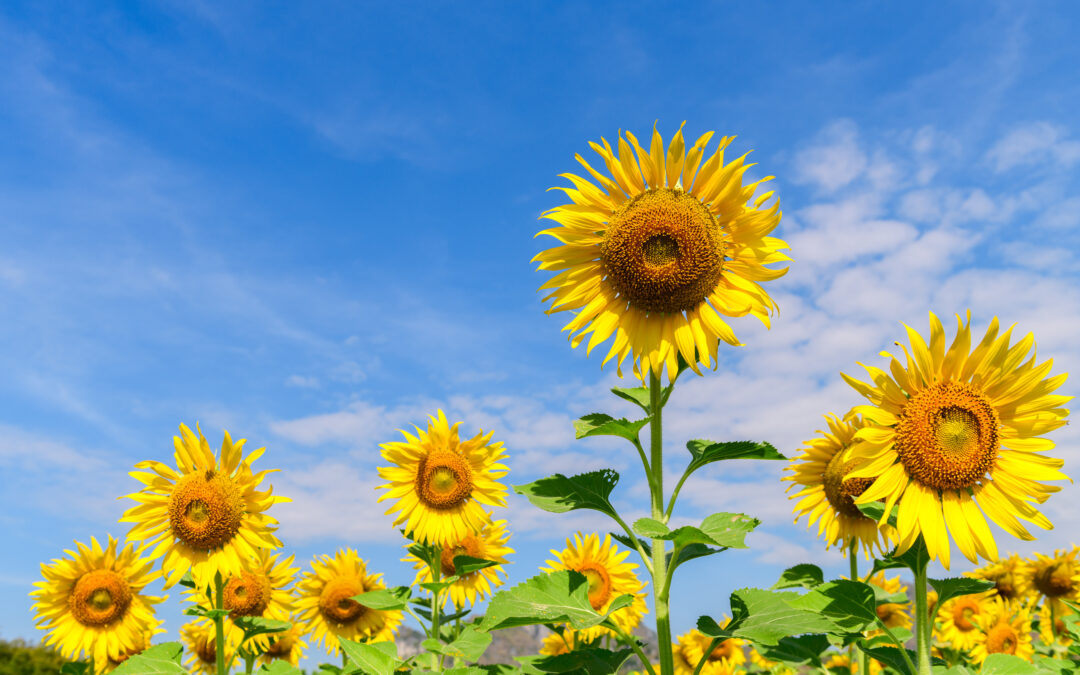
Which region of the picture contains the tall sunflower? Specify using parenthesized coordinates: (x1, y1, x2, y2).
(935, 591, 993, 651)
(31, 535, 165, 670)
(843, 311, 1071, 568)
(533, 124, 790, 382)
(970, 597, 1034, 664)
(377, 410, 508, 547)
(785, 413, 894, 556)
(120, 423, 289, 588)
(294, 549, 402, 655)
(967, 554, 1033, 604)
(181, 619, 237, 675)
(405, 515, 513, 609)
(675, 627, 746, 675)
(542, 533, 648, 642)
(257, 624, 307, 668)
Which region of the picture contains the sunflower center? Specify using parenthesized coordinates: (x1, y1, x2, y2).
(822, 452, 873, 518)
(602, 188, 725, 314)
(194, 635, 217, 664)
(710, 639, 738, 661)
(69, 569, 132, 627)
(417, 451, 473, 509)
(440, 536, 482, 577)
(953, 600, 979, 631)
(1034, 563, 1075, 598)
(577, 563, 612, 611)
(894, 382, 999, 491)
(167, 470, 245, 550)
(319, 576, 367, 625)
(986, 622, 1019, 654)
(996, 577, 1018, 600)
(265, 632, 295, 658)
(223, 570, 272, 618)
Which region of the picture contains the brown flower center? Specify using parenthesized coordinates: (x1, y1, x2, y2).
(440, 536, 482, 577)
(265, 632, 296, 658)
(986, 622, 1019, 655)
(319, 576, 367, 625)
(895, 382, 999, 491)
(193, 633, 217, 664)
(416, 451, 473, 509)
(69, 569, 132, 627)
(709, 638, 740, 662)
(822, 450, 875, 518)
(1034, 562, 1076, 598)
(602, 188, 726, 314)
(167, 469, 245, 550)
(576, 562, 612, 611)
(223, 570, 272, 619)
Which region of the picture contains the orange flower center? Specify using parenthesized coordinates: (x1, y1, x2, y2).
(577, 562, 612, 611)
(822, 450, 875, 518)
(709, 638, 739, 662)
(167, 469, 245, 550)
(951, 599, 980, 631)
(319, 576, 368, 625)
(986, 621, 1019, 655)
(69, 569, 132, 627)
(416, 451, 473, 509)
(602, 188, 726, 314)
(223, 570, 272, 618)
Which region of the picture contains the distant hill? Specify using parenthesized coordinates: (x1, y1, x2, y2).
(0, 639, 66, 675)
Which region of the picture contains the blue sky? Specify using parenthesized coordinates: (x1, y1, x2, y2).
(2, 0, 1080, 666)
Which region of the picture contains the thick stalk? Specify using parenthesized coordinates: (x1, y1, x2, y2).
(244, 653, 255, 675)
(913, 563, 931, 675)
(848, 540, 866, 674)
(431, 546, 443, 672)
(213, 573, 226, 675)
(649, 371, 675, 675)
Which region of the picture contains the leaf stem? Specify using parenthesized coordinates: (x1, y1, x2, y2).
(873, 617, 918, 675)
(610, 509, 654, 575)
(213, 572, 226, 675)
(691, 637, 720, 675)
(610, 622, 657, 675)
(648, 371, 675, 675)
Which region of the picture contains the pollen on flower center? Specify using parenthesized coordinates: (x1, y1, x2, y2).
(577, 563, 611, 610)
(894, 382, 999, 491)
(167, 470, 245, 550)
(416, 451, 473, 509)
(822, 452, 874, 518)
(319, 576, 367, 625)
(602, 188, 725, 314)
(986, 623, 1019, 654)
(224, 570, 272, 618)
(69, 569, 132, 627)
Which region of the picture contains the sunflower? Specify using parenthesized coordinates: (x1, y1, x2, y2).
(672, 639, 696, 675)
(785, 413, 894, 557)
(968, 554, 1033, 604)
(824, 653, 882, 675)
(539, 629, 582, 656)
(676, 627, 746, 675)
(405, 515, 513, 609)
(749, 646, 794, 675)
(30, 535, 165, 669)
(257, 624, 307, 668)
(843, 311, 1071, 568)
(868, 572, 912, 631)
(181, 619, 238, 675)
(533, 124, 790, 382)
(936, 590, 993, 651)
(1028, 548, 1080, 604)
(542, 532, 648, 642)
(295, 549, 402, 656)
(377, 410, 508, 548)
(120, 423, 289, 589)
(970, 597, 1034, 664)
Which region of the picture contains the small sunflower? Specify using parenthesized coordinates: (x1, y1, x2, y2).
(377, 410, 508, 547)
(405, 516, 513, 609)
(295, 549, 402, 656)
(970, 597, 1034, 664)
(785, 413, 894, 557)
(257, 624, 307, 668)
(120, 423, 289, 589)
(31, 535, 165, 669)
(542, 532, 648, 642)
(843, 311, 1071, 568)
(676, 627, 746, 675)
(539, 629, 582, 656)
(868, 572, 912, 632)
(936, 591, 993, 651)
(967, 554, 1033, 604)
(534, 124, 790, 382)
(1028, 548, 1080, 604)
(181, 619, 238, 675)
(824, 653, 882, 675)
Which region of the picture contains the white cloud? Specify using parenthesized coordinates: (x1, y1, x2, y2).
(286, 374, 320, 388)
(791, 120, 868, 193)
(986, 121, 1080, 172)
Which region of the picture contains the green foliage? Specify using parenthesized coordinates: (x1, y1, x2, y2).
(110, 642, 186, 674)
(479, 570, 633, 631)
(0, 639, 68, 675)
(684, 440, 786, 475)
(754, 634, 831, 667)
(183, 605, 230, 620)
(256, 661, 304, 674)
(513, 471, 620, 520)
(632, 512, 759, 550)
(857, 640, 918, 675)
(609, 382, 673, 415)
(771, 564, 824, 590)
(573, 414, 650, 443)
(234, 616, 291, 643)
(927, 577, 996, 607)
(340, 638, 401, 675)
(699, 588, 839, 646)
(980, 654, 1042, 675)
(422, 626, 493, 663)
(352, 586, 414, 610)
(518, 648, 634, 675)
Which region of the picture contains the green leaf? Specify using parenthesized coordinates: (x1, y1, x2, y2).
(632, 517, 670, 538)
(353, 586, 413, 610)
(513, 470, 619, 519)
(184, 605, 230, 620)
(609, 533, 651, 558)
(234, 616, 291, 642)
(522, 648, 634, 675)
(934, 667, 976, 675)
(316, 666, 343, 675)
(408, 541, 441, 569)
(257, 661, 305, 675)
(427, 626, 493, 663)
(857, 640, 916, 675)
(340, 639, 400, 675)
(685, 440, 786, 474)
(454, 555, 499, 576)
(110, 642, 186, 674)
(979, 654, 1040, 675)
(574, 413, 650, 443)
(479, 571, 633, 631)
(872, 586, 909, 605)
(414, 606, 472, 624)
(659, 513, 760, 550)
(178, 570, 197, 590)
(444, 668, 494, 675)
(856, 501, 897, 527)
(669, 543, 722, 569)
(60, 664, 91, 675)
(792, 580, 879, 634)
(477, 665, 523, 675)
(1033, 656, 1077, 675)
(927, 577, 995, 607)
(755, 634, 830, 667)
(610, 382, 674, 415)
(771, 564, 824, 590)
(699, 589, 839, 646)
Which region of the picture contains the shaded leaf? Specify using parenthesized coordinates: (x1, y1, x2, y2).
(610, 383, 673, 415)
(60, 664, 91, 675)
(699, 589, 838, 646)
(792, 580, 878, 633)
(857, 640, 915, 675)
(513, 471, 619, 519)
(980, 654, 1040, 675)
(856, 502, 898, 528)
(110, 643, 186, 675)
(685, 440, 786, 475)
(928, 577, 995, 607)
(428, 626, 493, 663)
(340, 639, 400, 675)
(771, 564, 824, 590)
(670, 543, 723, 569)
(453, 555, 499, 576)
(610, 533, 651, 558)
(574, 414, 650, 443)
(521, 648, 634, 675)
(480, 571, 633, 631)
(184, 606, 229, 620)
(257, 661, 304, 675)
(756, 634, 830, 667)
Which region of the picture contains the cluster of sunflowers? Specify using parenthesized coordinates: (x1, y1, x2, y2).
(28, 124, 1075, 675)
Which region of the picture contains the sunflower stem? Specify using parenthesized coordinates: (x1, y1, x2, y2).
(213, 572, 227, 675)
(873, 617, 917, 675)
(913, 561, 932, 675)
(611, 622, 657, 675)
(648, 371, 675, 675)
(430, 545, 443, 672)
(244, 653, 255, 675)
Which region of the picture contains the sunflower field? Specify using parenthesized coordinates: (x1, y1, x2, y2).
(29, 126, 1074, 675)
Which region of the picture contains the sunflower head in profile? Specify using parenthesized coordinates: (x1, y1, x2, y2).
(970, 597, 1034, 664)
(181, 619, 237, 675)
(785, 413, 894, 557)
(294, 549, 402, 656)
(675, 626, 746, 675)
(405, 516, 513, 609)
(868, 572, 912, 631)
(824, 653, 883, 675)
(539, 628, 581, 656)
(257, 624, 307, 668)
(1028, 548, 1080, 604)
(842, 311, 1071, 568)
(967, 554, 1033, 604)
(936, 590, 993, 651)
(377, 410, 508, 547)
(533, 124, 790, 383)
(30, 535, 165, 670)
(120, 423, 290, 589)
(542, 532, 648, 642)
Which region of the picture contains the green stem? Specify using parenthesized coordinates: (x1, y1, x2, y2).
(847, 540, 863, 674)
(873, 617, 917, 675)
(431, 545, 443, 672)
(913, 561, 931, 675)
(611, 509, 654, 574)
(648, 371, 675, 675)
(691, 638, 720, 675)
(213, 572, 227, 675)
(610, 622, 657, 675)
(244, 653, 255, 675)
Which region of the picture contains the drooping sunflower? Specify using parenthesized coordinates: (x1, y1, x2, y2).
(533, 124, 790, 382)
(542, 532, 648, 642)
(970, 597, 1034, 664)
(676, 627, 746, 675)
(785, 413, 894, 557)
(30, 535, 165, 669)
(967, 554, 1033, 604)
(1028, 548, 1080, 604)
(843, 311, 1071, 568)
(868, 572, 912, 632)
(180, 619, 238, 675)
(120, 423, 289, 589)
(294, 549, 402, 655)
(377, 410, 508, 548)
(257, 624, 307, 668)
(405, 515, 513, 609)
(539, 628, 582, 656)
(936, 590, 993, 651)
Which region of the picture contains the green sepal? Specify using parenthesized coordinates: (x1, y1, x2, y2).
(109, 642, 186, 674)
(513, 470, 619, 519)
(771, 564, 824, 590)
(574, 413, 650, 443)
(178, 570, 197, 590)
(479, 570, 633, 631)
(927, 577, 995, 607)
(340, 638, 401, 675)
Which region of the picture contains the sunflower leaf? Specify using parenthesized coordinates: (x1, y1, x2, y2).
(454, 555, 499, 576)
(669, 543, 723, 569)
(184, 605, 230, 620)
(755, 634, 831, 667)
(699, 589, 839, 646)
(109, 642, 186, 674)
(479, 570, 632, 631)
(873, 587, 909, 605)
(927, 577, 995, 607)
(425, 626, 493, 662)
(856, 640, 917, 675)
(609, 384, 675, 415)
(519, 647, 634, 675)
(792, 580, 879, 633)
(60, 664, 91, 675)
(660, 513, 759, 550)
(256, 661, 304, 675)
(772, 564, 825, 590)
(685, 440, 786, 475)
(234, 616, 291, 641)
(178, 570, 197, 590)
(979, 655, 1041, 675)
(351, 586, 413, 611)
(610, 533, 652, 558)
(574, 413, 651, 444)
(340, 638, 401, 675)
(513, 470, 619, 519)
(857, 502, 899, 529)
(631, 517, 669, 538)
